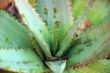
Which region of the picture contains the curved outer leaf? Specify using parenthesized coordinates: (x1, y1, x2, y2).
(56, 0, 95, 57)
(73, 0, 110, 25)
(64, 59, 110, 73)
(37, 0, 73, 54)
(67, 17, 110, 67)
(0, 48, 48, 73)
(14, 0, 52, 58)
(0, 10, 48, 72)
(0, 10, 32, 48)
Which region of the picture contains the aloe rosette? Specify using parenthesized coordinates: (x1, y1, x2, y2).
(0, 0, 110, 73)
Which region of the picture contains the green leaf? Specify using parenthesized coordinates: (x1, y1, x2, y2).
(0, 10, 48, 73)
(36, 0, 73, 31)
(0, 48, 48, 73)
(73, 0, 110, 25)
(46, 60, 66, 73)
(36, 0, 73, 54)
(67, 17, 110, 67)
(0, 10, 32, 48)
(64, 59, 110, 73)
(56, 0, 95, 57)
(14, 0, 52, 58)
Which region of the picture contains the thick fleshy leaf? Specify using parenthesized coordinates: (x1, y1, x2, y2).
(0, 10, 43, 59)
(0, 10, 48, 72)
(73, 0, 110, 25)
(37, 0, 73, 54)
(0, 10, 32, 48)
(56, 0, 95, 57)
(37, 0, 73, 31)
(0, 48, 48, 73)
(14, 0, 52, 58)
(64, 59, 110, 73)
(46, 60, 66, 73)
(67, 17, 110, 67)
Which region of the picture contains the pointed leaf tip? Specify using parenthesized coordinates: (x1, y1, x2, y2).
(46, 60, 66, 73)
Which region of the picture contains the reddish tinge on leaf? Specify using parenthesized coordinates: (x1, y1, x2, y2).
(0, 0, 12, 9)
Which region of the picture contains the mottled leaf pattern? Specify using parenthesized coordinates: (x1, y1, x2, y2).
(56, 0, 95, 57)
(14, 0, 52, 58)
(0, 48, 48, 73)
(67, 17, 110, 67)
(65, 59, 110, 73)
(37, 0, 73, 31)
(0, 10, 48, 73)
(0, 0, 110, 73)
(0, 10, 32, 48)
(37, 0, 73, 54)
(73, 0, 110, 25)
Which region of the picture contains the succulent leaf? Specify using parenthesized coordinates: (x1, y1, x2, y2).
(67, 17, 110, 67)
(64, 59, 110, 73)
(36, 0, 74, 54)
(0, 10, 32, 48)
(0, 48, 48, 73)
(56, 0, 95, 57)
(46, 60, 66, 73)
(37, 0, 73, 31)
(0, 0, 110, 73)
(14, 0, 52, 58)
(73, 0, 110, 25)
(0, 10, 48, 73)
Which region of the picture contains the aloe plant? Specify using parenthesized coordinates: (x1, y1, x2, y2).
(0, 0, 110, 73)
